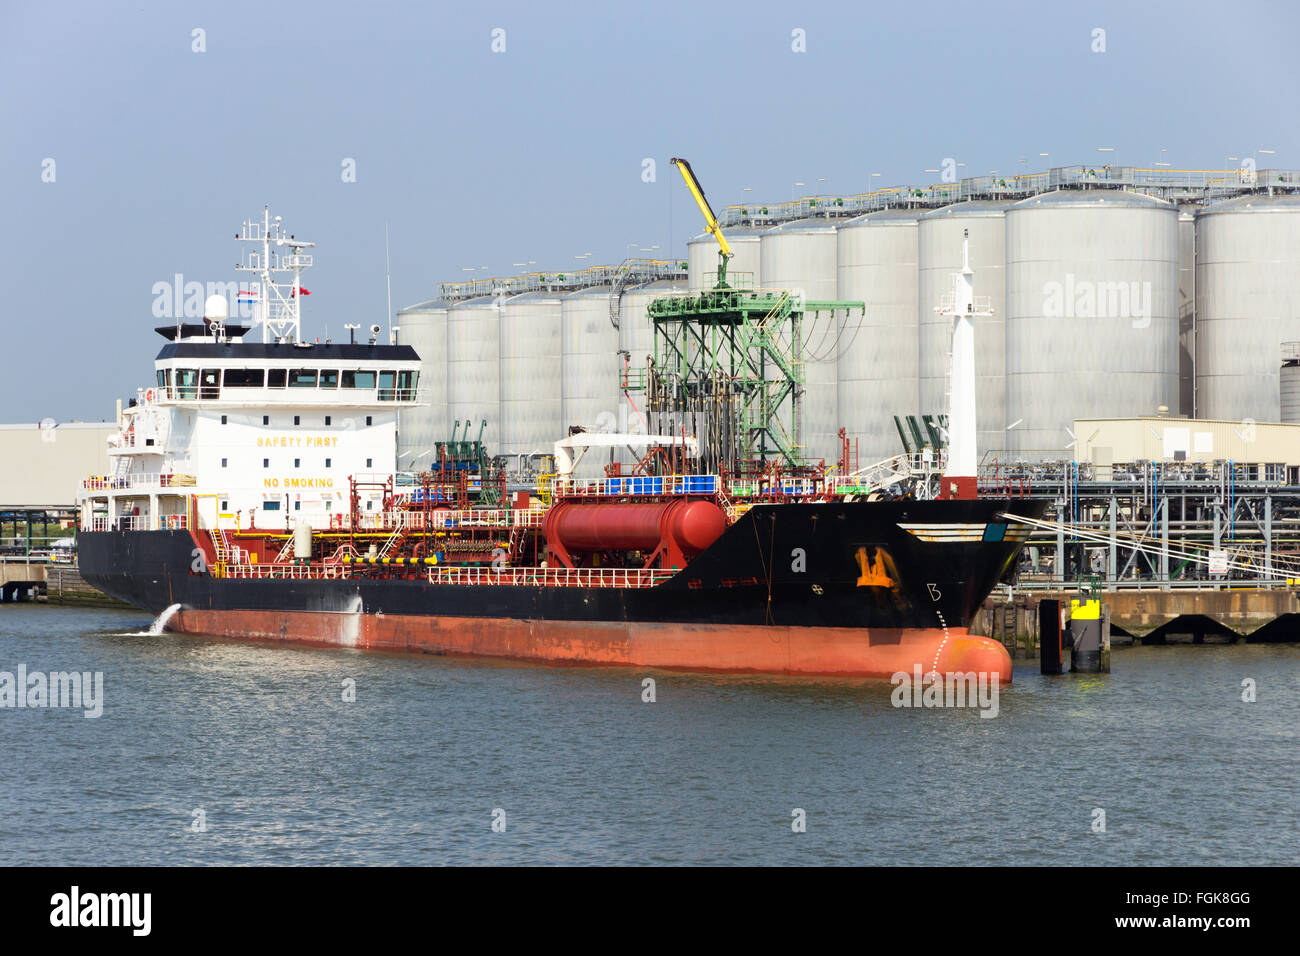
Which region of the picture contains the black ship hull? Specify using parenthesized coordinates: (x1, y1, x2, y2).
(78, 498, 1045, 678)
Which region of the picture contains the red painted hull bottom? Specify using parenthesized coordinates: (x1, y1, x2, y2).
(170, 609, 1013, 682)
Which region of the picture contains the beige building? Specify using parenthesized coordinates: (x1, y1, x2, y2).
(1073, 417, 1300, 470)
(0, 422, 117, 508)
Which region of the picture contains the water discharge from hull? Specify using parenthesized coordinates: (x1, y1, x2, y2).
(147, 603, 184, 635)
(341, 593, 363, 648)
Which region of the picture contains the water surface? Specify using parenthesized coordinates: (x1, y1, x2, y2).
(1, 606, 1295, 865)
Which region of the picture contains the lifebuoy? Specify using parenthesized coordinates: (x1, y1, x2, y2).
(145, 388, 157, 403)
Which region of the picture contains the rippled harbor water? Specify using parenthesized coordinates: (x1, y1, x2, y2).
(1, 605, 1296, 866)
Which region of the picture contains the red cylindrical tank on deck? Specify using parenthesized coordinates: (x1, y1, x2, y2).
(664, 499, 727, 553)
(543, 499, 726, 568)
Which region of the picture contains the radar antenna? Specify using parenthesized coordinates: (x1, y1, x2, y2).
(235, 205, 315, 344)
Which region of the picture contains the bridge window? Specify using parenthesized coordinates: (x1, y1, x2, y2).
(156, 370, 166, 388)
(223, 368, 265, 388)
(378, 369, 397, 400)
(342, 369, 376, 389)
(200, 369, 220, 400)
(288, 369, 317, 388)
(175, 369, 198, 400)
(397, 369, 418, 399)
(267, 369, 287, 388)
(319, 369, 339, 388)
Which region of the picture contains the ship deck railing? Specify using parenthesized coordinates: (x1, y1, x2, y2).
(81, 473, 198, 492)
(552, 475, 721, 498)
(139, 385, 432, 406)
(83, 514, 190, 532)
(219, 563, 675, 588)
(329, 508, 546, 532)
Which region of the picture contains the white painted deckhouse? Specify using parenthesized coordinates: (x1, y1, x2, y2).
(78, 207, 424, 534)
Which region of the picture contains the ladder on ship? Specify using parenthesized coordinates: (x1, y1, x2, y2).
(213, 528, 241, 566)
(377, 522, 408, 560)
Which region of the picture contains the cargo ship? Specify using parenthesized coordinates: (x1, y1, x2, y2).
(76, 206, 1042, 680)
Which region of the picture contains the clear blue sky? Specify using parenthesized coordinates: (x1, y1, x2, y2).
(3, 0, 1297, 422)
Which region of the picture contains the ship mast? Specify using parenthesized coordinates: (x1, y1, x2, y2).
(938, 228, 992, 499)
(235, 205, 315, 344)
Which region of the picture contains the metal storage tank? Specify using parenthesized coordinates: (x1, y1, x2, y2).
(1177, 206, 1196, 417)
(1282, 346, 1300, 424)
(1004, 190, 1179, 455)
(499, 289, 563, 458)
(835, 210, 920, 463)
(918, 201, 1011, 456)
(687, 227, 762, 291)
(395, 298, 449, 470)
(561, 285, 620, 478)
(760, 218, 841, 463)
(445, 294, 501, 452)
(618, 279, 687, 440)
(1195, 194, 1300, 422)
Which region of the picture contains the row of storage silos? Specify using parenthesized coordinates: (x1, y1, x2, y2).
(400, 188, 1300, 470)
(687, 190, 1300, 462)
(397, 279, 686, 475)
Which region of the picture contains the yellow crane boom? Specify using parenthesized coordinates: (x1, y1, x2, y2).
(671, 157, 732, 287)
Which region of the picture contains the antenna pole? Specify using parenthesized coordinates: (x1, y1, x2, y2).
(385, 222, 393, 340)
(235, 204, 314, 345)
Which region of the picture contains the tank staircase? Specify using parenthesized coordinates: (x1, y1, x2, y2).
(273, 535, 296, 564)
(377, 523, 409, 560)
(213, 528, 245, 566)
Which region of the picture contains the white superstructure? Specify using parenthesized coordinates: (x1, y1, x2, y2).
(78, 208, 426, 534)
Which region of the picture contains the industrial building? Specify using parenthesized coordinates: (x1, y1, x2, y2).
(397, 162, 1300, 471)
(0, 421, 116, 558)
(0, 422, 116, 509)
(1071, 416, 1300, 476)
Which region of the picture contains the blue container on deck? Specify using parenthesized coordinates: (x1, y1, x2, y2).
(690, 475, 718, 494)
(628, 477, 661, 495)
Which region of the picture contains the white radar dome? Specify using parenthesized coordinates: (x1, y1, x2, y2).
(204, 294, 230, 322)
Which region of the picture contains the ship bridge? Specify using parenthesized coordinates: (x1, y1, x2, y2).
(148, 342, 425, 407)
(79, 206, 422, 533)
